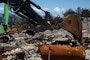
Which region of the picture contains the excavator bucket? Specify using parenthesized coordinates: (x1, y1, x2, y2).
(60, 14, 82, 41)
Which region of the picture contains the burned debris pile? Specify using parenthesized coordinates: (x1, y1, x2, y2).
(0, 28, 74, 60)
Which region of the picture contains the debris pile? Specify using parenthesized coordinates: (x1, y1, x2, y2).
(0, 28, 74, 60)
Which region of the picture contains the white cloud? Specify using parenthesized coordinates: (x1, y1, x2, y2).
(53, 7, 65, 14)
(33, 7, 65, 17)
(53, 7, 60, 13)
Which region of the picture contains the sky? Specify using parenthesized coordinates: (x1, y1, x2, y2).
(0, 0, 90, 17)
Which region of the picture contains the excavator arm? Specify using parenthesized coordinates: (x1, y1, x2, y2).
(0, 0, 52, 33)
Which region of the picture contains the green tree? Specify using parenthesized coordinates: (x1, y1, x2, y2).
(76, 7, 82, 16)
(63, 8, 75, 16)
(81, 9, 90, 17)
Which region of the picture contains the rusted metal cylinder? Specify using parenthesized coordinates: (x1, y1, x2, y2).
(40, 45, 85, 60)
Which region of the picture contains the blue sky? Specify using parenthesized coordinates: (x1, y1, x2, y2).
(0, 0, 90, 17)
(32, 0, 90, 17)
(32, 0, 90, 9)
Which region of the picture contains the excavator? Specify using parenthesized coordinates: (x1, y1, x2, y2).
(0, 0, 51, 34)
(0, 0, 85, 60)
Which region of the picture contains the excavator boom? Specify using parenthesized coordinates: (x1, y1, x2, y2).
(0, 0, 52, 34)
